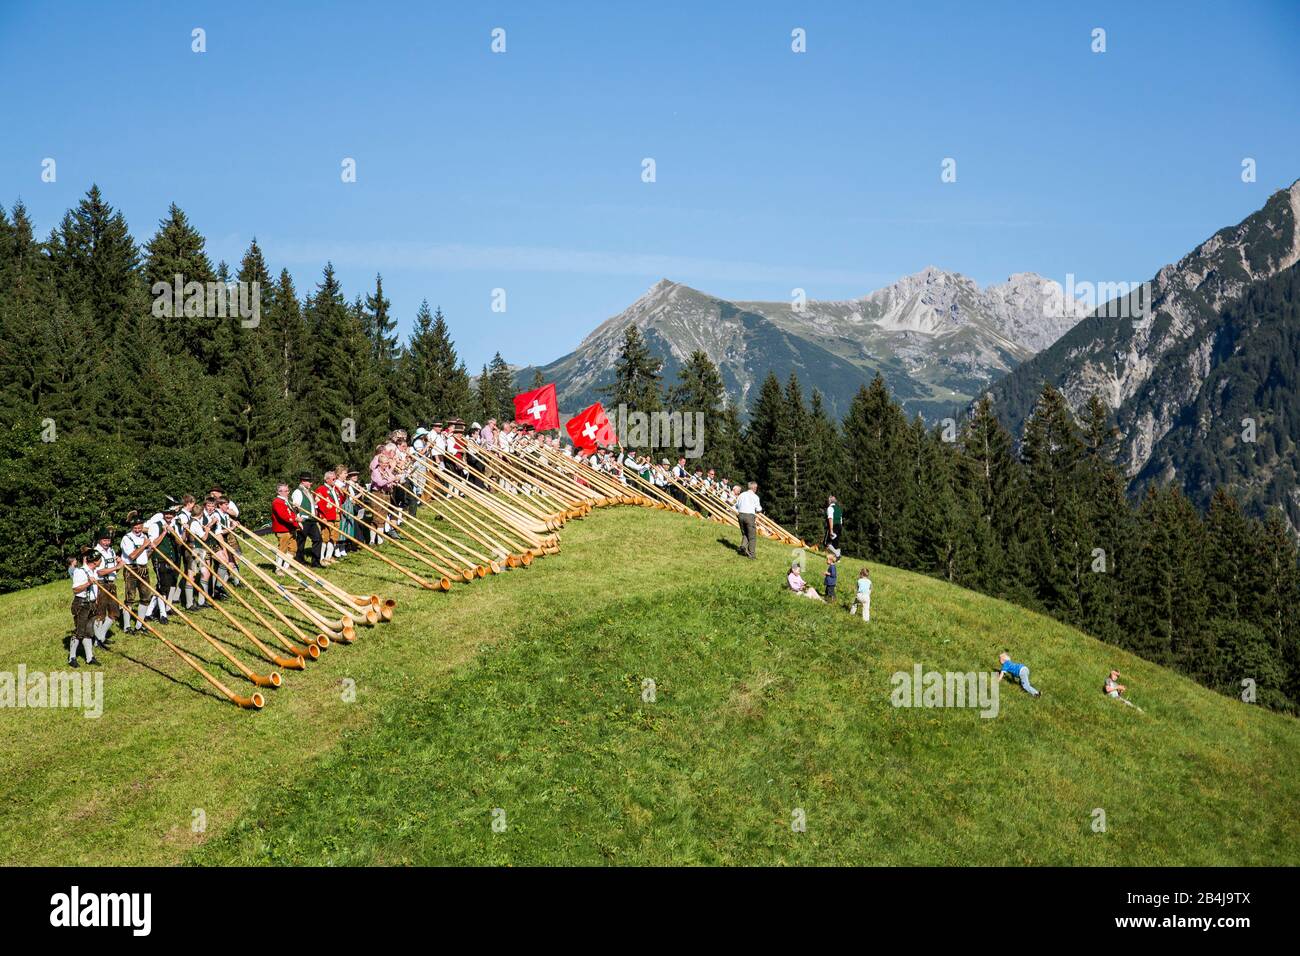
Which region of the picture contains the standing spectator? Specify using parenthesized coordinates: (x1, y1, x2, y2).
(849, 567, 872, 622)
(824, 495, 843, 553)
(823, 553, 838, 603)
(735, 481, 761, 559)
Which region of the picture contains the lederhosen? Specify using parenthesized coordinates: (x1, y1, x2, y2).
(71, 566, 98, 641)
(93, 544, 117, 620)
(120, 531, 152, 605)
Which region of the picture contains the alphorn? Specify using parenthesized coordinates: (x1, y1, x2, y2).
(230, 524, 372, 629)
(121, 565, 281, 689)
(308, 502, 469, 585)
(182, 533, 329, 654)
(422, 469, 552, 557)
(411, 480, 535, 565)
(351, 483, 496, 575)
(172, 535, 319, 660)
(96, 585, 264, 709)
(149, 544, 305, 670)
(228, 519, 382, 612)
(220, 536, 346, 642)
(288, 505, 450, 592)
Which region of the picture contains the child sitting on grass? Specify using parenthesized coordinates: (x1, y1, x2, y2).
(787, 562, 824, 601)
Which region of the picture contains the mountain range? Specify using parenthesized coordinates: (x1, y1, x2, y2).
(518, 178, 1300, 525)
(519, 269, 1090, 420)
(986, 179, 1300, 522)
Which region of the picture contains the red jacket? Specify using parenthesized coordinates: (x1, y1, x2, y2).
(315, 484, 339, 521)
(271, 496, 300, 533)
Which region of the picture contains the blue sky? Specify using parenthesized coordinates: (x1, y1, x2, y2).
(2, 0, 1297, 369)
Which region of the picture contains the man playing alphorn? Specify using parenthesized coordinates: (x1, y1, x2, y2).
(120, 512, 161, 631)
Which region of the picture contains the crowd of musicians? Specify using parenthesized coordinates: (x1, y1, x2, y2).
(64, 415, 750, 667)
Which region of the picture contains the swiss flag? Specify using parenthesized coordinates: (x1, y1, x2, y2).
(565, 402, 617, 451)
(513, 383, 560, 431)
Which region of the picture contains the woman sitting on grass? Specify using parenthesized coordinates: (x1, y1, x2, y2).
(787, 563, 824, 601)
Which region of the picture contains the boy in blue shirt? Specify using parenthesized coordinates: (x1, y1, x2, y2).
(996, 651, 1041, 697)
(823, 554, 838, 602)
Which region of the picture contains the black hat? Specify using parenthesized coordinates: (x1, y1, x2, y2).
(94, 528, 111, 541)
(299, 471, 313, 482)
(126, 511, 143, 525)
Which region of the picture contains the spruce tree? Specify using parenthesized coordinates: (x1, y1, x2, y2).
(363, 273, 401, 427)
(763, 373, 808, 529)
(1077, 395, 1130, 643)
(740, 371, 783, 490)
(45, 185, 141, 338)
(840, 375, 909, 561)
(600, 324, 662, 414)
(486, 352, 515, 421)
(401, 302, 473, 424)
(1020, 384, 1087, 618)
(221, 241, 302, 479)
(669, 349, 727, 468)
(141, 202, 219, 369)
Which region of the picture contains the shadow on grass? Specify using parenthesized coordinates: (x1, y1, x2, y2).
(101, 645, 231, 706)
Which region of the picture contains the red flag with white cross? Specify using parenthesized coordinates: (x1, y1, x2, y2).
(513, 383, 560, 431)
(565, 402, 617, 451)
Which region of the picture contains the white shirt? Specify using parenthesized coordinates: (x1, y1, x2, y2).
(71, 565, 99, 601)
(291, 486, 315, 515)
(735, 491, 762, 515)
(94, 544, 117, 579)
(121, 531, 151, 565)
(145, 513, 168, 541)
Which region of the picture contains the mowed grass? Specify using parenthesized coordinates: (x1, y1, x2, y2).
(2, 505, 1299, 865)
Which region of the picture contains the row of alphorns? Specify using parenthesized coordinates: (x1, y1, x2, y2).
(93, 513, 398, 708)
(109, 434, 801, 709)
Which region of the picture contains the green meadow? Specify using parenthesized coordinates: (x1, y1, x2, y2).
(1, 506, 1297, 865)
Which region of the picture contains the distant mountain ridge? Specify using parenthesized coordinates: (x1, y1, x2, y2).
(984, 179, 1300, 521)
(519, 268, 1090, 420)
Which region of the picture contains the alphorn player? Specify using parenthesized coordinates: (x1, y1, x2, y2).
(92, 527, 122, 645)
(182, 497, 212, 609)
(315, 470, 340, 566)
(120, 511, 160, 630)
(67, 548, 102, 667)
(270, 481, 301, 576)
(291, 472, 322, 566)
(331, 466, 352, 559)
(146, 504, 181, 624)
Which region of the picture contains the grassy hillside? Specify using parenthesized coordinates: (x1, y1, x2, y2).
(1, 506, 1298, 865)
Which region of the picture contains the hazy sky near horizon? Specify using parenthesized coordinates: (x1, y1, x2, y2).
(3, 0, 1298, 369)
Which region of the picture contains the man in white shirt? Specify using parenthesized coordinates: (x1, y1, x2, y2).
(120, 513, 161, 631)
(291, 472, 322, 566)
(69, 550, 102, 666)
(734, 481, 762, 559)
(92, 528, 121, 644)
